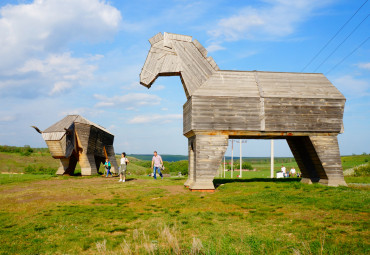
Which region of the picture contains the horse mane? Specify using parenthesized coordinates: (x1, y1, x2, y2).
(148, 32, 219, 71)
(192, 39, 219, 71)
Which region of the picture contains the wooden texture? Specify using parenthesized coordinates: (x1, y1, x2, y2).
(188, 134, 228, 190)
(140, 32, 347, 190)
(35, 115, 118, 175)
(286, 136, 346, 186)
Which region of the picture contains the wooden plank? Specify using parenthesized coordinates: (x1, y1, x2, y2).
(192, 39, 208, 58)
(149, 32, 163, 45)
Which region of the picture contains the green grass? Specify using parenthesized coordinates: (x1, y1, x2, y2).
(0, 174, 53, 185)
(0, 175, 368, 254)
(344, 176, 370, 184)
(341, 155, 370, 170)
(0, 151, 60, 174)
(0, 148, 368, 253)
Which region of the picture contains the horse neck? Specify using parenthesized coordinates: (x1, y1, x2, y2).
(171, 40, 218, 98)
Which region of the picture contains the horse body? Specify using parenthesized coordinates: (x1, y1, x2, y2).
(140, 32, 346, 190)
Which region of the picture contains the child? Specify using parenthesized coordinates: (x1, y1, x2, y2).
(104, 158, 112, 177)
(119, 152, 129, 182)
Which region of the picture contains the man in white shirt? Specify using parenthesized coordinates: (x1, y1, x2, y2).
(151, 151, 163, 180)
(281, 165, 286, 177)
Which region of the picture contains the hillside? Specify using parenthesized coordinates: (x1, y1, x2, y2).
(0, 145, 369, 183)
(128, 154, 188, 162)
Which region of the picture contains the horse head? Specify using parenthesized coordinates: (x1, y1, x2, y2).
(140, 32, 184, 88)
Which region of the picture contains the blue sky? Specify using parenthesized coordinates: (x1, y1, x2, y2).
(0, 0, 369, 157)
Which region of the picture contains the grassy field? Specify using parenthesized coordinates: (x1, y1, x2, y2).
(0, 150, 369, 254)
(2, 151, 369, 175)
(0, 174, 369, 254)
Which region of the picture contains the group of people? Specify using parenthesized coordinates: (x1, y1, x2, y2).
(103, 151, 164, 182)
(104, 152, 130, 182)
(280, 165, 300, 178)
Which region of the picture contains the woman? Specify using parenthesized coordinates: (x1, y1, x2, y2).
(119, 152, 129, 182)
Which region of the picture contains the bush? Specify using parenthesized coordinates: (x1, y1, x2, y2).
(226, 161, 253, 170)
(0, 145, 35, 156)
(133, 160, 151, 169)
(236, 161, 253, 170)
(24, 165, 56, 175)
(164, 160, 188, 175)
(354, 163, 370, 177)
(20, 146, 33, 156)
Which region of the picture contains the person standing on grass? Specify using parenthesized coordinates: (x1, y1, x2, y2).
(104, 158, 112, 177)
(119, 152, 129, 182)
(151, 151, 163, 180)
(290, 167, 296, 177)
(281, 165, 286, 177)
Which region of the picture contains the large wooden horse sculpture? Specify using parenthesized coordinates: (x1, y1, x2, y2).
(140, 32, 347, 191)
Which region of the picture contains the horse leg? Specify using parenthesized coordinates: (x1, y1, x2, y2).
(56, 159, 69, 175)
(287, 136, 346, 186)
(309, 135, 347, 186)
(79, 153, 98, 175)
(56, 155, 77, 175)
(184, 137, 195, 187)
(189, 134, 228, 191)
(287, 137, 319, 184)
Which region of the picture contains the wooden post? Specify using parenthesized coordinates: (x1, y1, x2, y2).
(231, 139, 233, 179)
(240, 139, 242, 178)
(271, 140, 274, 178)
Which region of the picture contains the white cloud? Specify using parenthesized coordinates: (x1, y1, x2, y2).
(208, 0, 331, 43)
(13, 52, 100, 96)
(333, 75, 370, 98)
(0, 0, 121, 97)
(357, 63, 370, 70)
(0, 0, 121, 68)
(207, 43, 226, 53)
(59, 107, 104, 117)
(128, 114, 182, 124)
(152, 85, 165, 91)
(49, 81, 72, 95)
(0, 115, 16, 122)
(122, 81, 145, 90)
(94, 93, 161, 109)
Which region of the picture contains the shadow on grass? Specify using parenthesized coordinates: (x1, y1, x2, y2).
(125, 178, 137, 182)
(214, 178, 301, 187)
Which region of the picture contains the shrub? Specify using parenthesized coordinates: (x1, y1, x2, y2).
(20, 146, 33, 156)
(236, 161, 253, 170)
(164, 160, 188, 175)
(133, 160, 151, 168)
(226, 161, 253, 170)
(0, 145, 36, 156)
(354, 163, 370, 177)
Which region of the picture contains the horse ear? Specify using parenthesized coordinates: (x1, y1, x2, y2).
(149, 32, 163, 45)
(163, 32, 172, 49)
